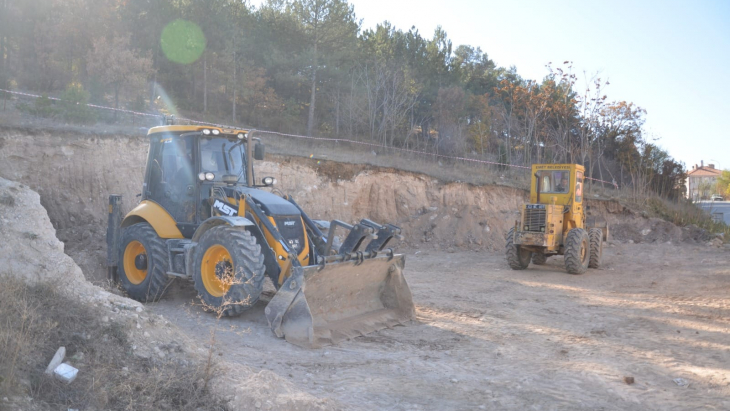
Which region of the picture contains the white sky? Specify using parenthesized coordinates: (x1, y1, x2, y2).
(252, 0, 730, 170)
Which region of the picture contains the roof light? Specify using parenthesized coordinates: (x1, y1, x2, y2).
(237, 133, 245, 140)
(202, 129, 211, 135)
(212, 129, 220, 135)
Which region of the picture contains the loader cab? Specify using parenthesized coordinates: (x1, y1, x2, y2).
(143, 126, 254, 237)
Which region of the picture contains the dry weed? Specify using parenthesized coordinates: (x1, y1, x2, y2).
(0, 275, 228, 410)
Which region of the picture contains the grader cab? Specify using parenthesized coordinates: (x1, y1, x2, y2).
(506, 164, 608, 274)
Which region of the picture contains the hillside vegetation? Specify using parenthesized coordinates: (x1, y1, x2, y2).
(1, 0, 685, 202)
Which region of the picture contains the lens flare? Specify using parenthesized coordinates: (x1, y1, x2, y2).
(160, 20, 206, 65)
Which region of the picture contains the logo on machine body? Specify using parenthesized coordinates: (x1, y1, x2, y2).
(213, 199, 237, 217)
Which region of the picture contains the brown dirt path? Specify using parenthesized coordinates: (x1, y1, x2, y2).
(150, 243, 730, 410)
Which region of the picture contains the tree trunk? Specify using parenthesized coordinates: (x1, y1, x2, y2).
(150, 41, 160, 111)
(306, 42, 318, 136)
(0, 0, 5, 74)
(203, 53, 207, 113)
(114, 84, 120, 121)
(232, 50, 236, 123)
(335, 87, 340, 136)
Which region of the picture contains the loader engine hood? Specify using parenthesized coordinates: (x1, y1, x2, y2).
(238, 187, 301, 217)
(236, 186, 308, 255)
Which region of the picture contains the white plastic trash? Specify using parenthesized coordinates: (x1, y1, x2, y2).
(53, 363, 78, 384)
(45, 347, 66, 375)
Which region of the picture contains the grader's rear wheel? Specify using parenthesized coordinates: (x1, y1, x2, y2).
(588, 228, 603, 268)
(532, 253, 548, 265)
(118, 223, 170, 302)
(192, 226, 266, 317)
(564, 228, 590, 274)
(506, 227, 532, 270)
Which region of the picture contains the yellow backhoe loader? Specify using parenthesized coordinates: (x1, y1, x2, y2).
(506, 163, 609, 274)
(106, 125, 414, 348)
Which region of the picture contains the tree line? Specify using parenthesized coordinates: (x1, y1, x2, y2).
(0, 0, 686, 198)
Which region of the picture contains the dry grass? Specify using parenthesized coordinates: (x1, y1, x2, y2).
(0, 276, 228, 411)
(260, 131, 531, 189)
(643, 197, 730, 238)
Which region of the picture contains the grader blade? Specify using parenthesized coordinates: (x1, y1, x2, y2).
(264, 254, 413, 348)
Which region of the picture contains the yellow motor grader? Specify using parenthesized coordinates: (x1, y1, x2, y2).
(106, 125, 414, 348)
(506, 163, 608, 274)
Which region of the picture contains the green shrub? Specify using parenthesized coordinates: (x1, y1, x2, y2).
(60, 83, 96, 124)
(26, 95, 59, 118)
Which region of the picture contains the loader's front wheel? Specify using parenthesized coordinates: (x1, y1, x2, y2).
(532, 253, 548, 265)
(193, 226, 265, 317)
(588, 228, 603, 269)
(118, 223, 170, 302)
(506, 227, 531, 270)
(564, 228, 590, 274)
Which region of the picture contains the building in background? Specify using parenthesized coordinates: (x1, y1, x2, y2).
(687, 160, 721, 201)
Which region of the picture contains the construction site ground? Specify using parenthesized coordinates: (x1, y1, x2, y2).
(1, 129, 729, 410)
(152, 243, 730, 411)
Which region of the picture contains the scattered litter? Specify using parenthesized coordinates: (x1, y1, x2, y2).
(53, 363, 78, 384)
(623, 376, 634, 385)
(45, 347, 66, 375)
(673, 378, 689, 387)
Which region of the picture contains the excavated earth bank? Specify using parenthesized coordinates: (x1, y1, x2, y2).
(1, 127, 708, 284)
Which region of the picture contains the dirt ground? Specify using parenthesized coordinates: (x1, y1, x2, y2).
(149, 242, 730, 411)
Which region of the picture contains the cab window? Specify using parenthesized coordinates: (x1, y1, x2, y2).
(536, 170, 571, 194)
(575, 171, 583, 202)
(200, 137, 247, 181)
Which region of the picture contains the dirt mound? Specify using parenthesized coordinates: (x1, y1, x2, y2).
(0, 177, 87, 289)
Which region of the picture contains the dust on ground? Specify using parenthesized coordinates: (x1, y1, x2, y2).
(151, 243, 730, 411)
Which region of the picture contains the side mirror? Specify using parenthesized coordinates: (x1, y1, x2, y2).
(254, 142, 265, 160)
(262, 176, 277, 186)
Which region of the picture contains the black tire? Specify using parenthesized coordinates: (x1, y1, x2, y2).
(588, 228, 603, 269)
(506, 227, 531, 270)
(192, 226, 265, 317)
(564, 228, 590, 274)
(118, 223, 170, 302)
(532, 253, 548, 265)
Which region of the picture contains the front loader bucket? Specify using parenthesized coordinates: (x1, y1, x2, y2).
(264, 254, 414, 348)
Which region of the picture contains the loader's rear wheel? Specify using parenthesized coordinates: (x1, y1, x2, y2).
(588, 228, 603, 269)
(506, 227, 531, 270)
(564, 228, 590, 274)
(532, 253, 548, 265)
(193, 226, 265, 317)
(118, 223, 170, 302)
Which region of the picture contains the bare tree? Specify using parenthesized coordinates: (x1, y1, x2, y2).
(87, 35, 153, 117)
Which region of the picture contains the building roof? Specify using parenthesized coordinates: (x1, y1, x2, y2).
(688, 166, 721, 177)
